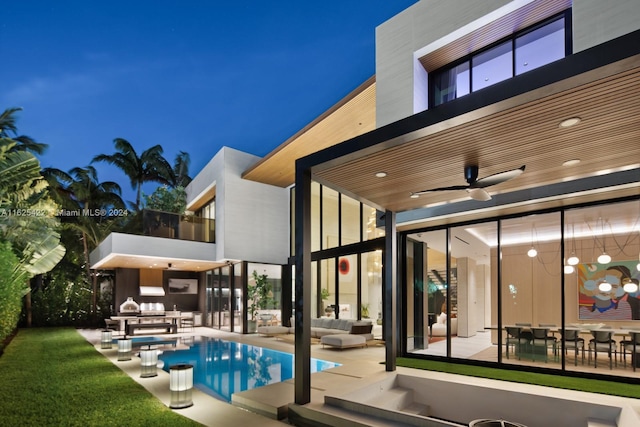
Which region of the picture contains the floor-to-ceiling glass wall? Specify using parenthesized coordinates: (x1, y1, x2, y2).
(247, 262, 283, 327)
(406, 230, 448, 355)
(402, 198, 640, 380)
(450, 223, 496, 361)
(562, 200, 640, 375)
(300, 182, 386, 326)
(499, 212, 562, 368)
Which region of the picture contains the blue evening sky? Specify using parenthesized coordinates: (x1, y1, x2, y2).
(2, 0, 417, 205)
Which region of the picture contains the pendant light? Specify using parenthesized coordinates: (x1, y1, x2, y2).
(527, 225, 537, 258)
(563, 264, 574, 274)
(597, 218, 611, 265)
(567, 224, 579, 265)
(623, 279, 639, 294)
(598, 280, 612, 292)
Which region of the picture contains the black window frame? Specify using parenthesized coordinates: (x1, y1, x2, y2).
(429, 10, 572, 108)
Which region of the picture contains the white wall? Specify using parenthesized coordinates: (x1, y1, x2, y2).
(185, 147, 289, 266)
(572, 0, 640, 53)
(219, 148, 289, 265)
(375, 0, 640, 127)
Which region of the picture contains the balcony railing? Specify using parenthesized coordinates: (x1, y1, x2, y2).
(124, 209, 215, 243)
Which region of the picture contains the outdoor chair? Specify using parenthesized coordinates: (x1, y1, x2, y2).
(104, 319, 123, 337)
(180, 313, 194, 332)
(560, 328, 585, 366)
(588, 329, 617, 369)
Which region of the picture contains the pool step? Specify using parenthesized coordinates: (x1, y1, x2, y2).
(402, 401, 430, 416)
(366, 386, 415, 411)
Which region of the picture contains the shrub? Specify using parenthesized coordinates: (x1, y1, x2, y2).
(0, 241, 24, 343)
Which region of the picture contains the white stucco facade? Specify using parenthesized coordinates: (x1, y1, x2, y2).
(186, 146, 290, 266)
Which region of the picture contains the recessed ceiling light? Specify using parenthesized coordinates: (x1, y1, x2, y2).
(562, 159, 580, 167)
(375, 172, 387, 178)
(559, 117, 581, 128)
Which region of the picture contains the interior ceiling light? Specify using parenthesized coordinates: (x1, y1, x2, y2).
(559, 117, 581, 128)
(375, 172, 387, 178)
(410, 193, 419, 199)
(598, 281, 612, 292)
(564, 265, 574, 274)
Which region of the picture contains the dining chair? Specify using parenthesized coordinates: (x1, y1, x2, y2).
(620, 331, 640, 371)
(588, 329, 617, 369)
(560, 328, 585, 366)
(530, 327, 557, 362)
(505, 326, 530, 360)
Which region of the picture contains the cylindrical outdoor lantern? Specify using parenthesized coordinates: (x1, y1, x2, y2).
(140, 346, 158, 378)
(101, 329, 113, 349)
(117, 338, 132, 361)
(169, 364, 194, 409)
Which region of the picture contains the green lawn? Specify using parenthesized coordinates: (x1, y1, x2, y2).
(396, 357, 640, 399)
(0, 328, 203, 426)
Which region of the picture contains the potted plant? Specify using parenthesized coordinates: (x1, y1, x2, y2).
(361, 303, 370, 319)
(247, 270, 272, 332)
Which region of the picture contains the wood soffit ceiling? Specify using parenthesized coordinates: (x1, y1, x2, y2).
(419, 0, 572, 72)
(242, 77, 376, 187)
(313, 56, 640, 215)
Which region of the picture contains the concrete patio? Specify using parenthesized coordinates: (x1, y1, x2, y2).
(80, 327, 640, 427)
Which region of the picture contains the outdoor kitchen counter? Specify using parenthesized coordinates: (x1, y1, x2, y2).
(111, 313, 189, 338)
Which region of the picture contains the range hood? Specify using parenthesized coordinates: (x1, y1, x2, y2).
(139, 286, 166, 297)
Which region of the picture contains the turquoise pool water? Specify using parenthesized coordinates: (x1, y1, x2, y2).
(157, 337, 340, 402)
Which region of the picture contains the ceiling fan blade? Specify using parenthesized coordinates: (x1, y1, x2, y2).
(467, 188, 492, 201)
(411, 185, 469, 196)
(471, 165, 525, 188)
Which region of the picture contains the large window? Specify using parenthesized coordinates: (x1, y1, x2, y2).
(431, 14, 568, 107)
(403, 198, 640, 380)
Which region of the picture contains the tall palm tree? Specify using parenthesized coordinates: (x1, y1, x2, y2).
(43, 166, 125, 319)
(0, 107, 48, 155)
(172, 151, 192, 187)
(92, 138, 174, 211)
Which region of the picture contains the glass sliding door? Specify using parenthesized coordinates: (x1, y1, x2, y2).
(449, 223, 496, 362)
(406, 230, 447, 355)
(499, 213, 562, 367)
(362, 250, 383, 338)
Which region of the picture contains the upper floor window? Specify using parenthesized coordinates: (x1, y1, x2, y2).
(432, 14, 568, 107)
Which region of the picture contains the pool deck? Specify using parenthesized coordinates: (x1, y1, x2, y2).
(80, 327, 640, 426)
(82, 327, 390, 426)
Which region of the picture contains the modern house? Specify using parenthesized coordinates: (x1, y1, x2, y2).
(90, 0, 640, 408)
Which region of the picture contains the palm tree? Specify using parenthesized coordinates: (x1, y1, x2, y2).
(43, 166, 125, 319)
(0, 107, 48, 155)
(172, 151, 192, 187)
(92, 138, 174, 211)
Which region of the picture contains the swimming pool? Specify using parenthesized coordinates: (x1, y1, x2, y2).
(157, 337, 340, 402)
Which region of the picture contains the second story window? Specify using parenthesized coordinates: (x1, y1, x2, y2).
(432, 12, 569, 107)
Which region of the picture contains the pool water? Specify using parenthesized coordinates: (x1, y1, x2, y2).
(157, 337, 340, 402)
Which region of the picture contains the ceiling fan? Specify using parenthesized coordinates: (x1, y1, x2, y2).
(410, 164, 526, 201)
